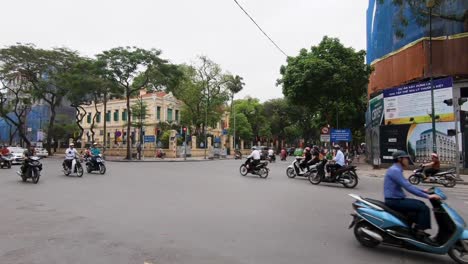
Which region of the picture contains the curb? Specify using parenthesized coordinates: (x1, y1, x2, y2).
(362, 173, 468, 185)
(106, 159, 217, 163)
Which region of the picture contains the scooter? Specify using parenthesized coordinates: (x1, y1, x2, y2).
(239, 158, 269, 178)
(286, 157, 309, 178)
(16, 156, 42, 184)
(308, 159, 359, 188)
(348, 187, 468, 264)
(409, 165, 457, 188)
(268, 154, 276, 163)
(0, 154, 12, 169)
(85, 154, 106, 174)
(234, 150, 242, 160)
(63, 157, 84, 177)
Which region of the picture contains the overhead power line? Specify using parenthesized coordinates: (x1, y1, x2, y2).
(232, 0, 288, 57)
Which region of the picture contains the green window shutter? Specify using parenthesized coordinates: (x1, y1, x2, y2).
(96, 112, 101, 123)
(114, 110, 119, 121)
(175, 110, 179, 121)
(157, 107, 161, 120)
(122, 110, 127, 121)
(167, 109, 173, 122)
(87, 113, 91, 124)
(106, 111, 111, 122)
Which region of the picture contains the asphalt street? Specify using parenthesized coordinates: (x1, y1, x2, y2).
(1, 158, 467, 264)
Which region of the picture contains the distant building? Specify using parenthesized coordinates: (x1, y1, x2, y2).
(415, 129, 456, 163)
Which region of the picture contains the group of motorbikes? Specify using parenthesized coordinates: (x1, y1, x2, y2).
(62, 153, 106, 177)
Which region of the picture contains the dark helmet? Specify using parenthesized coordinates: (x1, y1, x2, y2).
(392, 150, 410, 160)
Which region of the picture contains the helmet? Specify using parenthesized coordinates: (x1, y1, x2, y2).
(392, 150, 409, 160)
(431, 153, 438, 158)
(93, 142, 98, 146)
(251, 147, 256, 150)
(305, 147, 311, 152)
(334, 145, 341, 149)
(69, 143, 75, 147)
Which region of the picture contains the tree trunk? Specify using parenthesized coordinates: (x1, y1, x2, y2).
(103, 94, 107, 153)
(126, 89, 132, 160)
(46, 106, 56, 154)
(74, 106, 86, 141)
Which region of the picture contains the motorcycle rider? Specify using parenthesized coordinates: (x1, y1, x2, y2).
(90, 143, 101, 166)
(19, 145, 35, 175)
(300, 147, 312, 170)
(246, 147, 261, 170)
(326, 145, 345, 176)
(384, 150, 440, 245)
(267, 148, 275, 161)
(422, 153, 440, 180)
(1, 145, 10, 156)
(63, 143, 79, 170)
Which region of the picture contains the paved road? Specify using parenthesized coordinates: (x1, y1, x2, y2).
(0, 158, 467, 264)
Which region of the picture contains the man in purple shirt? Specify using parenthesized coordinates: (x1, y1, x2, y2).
(384, 150, 440, 241)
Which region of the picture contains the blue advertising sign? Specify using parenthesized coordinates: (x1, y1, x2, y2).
(144, 135, 156, 143)
(331, 129, 352, 142)
(222, 129, 228, 135)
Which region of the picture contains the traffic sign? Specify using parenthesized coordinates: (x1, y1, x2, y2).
(320, 134, 331, 142)
(144, 135, 156, 143)
(331, 129, 352, 142)
(321, 127, 330, 135)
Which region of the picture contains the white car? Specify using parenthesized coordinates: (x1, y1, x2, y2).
(35, 148, 49, 158)
(7, 147, 25, 165)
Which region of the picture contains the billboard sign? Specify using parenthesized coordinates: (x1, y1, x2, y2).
(383, 77, 454, 125)
(331, 129, 352, 142)
(144, 135, 156, 143)
(369, 93, 384, 127)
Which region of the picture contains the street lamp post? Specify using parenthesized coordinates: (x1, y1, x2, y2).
(204, 96, 208, 160)
(427, 0, 437, 153)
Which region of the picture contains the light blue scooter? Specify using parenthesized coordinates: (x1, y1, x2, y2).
(349, 187, 468, 263)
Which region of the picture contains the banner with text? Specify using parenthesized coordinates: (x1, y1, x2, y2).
(383, 77, 454, 125)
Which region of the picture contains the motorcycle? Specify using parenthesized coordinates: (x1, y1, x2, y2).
(156, 149, 166, 159)
(348, 187, 468, 264)
(308, 160, 359, 188)
(234, 150, 242, 160)
(409, 165, 457, 188)
(239, 158, 269, 178)
(280, 151, 287, 161)
(85, 154, 106, 174)
(286, 157, 312, 178)
(268, 154, 276, 163)
(63, 157, 84, 177)
(0, 154, 12, 169)
(16, 156, 42, 184)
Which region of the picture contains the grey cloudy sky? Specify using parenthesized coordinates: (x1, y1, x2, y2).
(0, 0, 368, 101)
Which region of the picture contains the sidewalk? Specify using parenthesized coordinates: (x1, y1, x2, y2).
(356, 163, 468, 185)
(105, 156, 218, 162)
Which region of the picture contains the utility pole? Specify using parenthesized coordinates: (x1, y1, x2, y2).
(233, 102, 236, 149)
(427, 0, 437, 153)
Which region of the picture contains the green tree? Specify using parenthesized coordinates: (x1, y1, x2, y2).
(228, 113, 252, 141)
(130, 96, 149, 144)
(279, 36, 371, 141)
(97, 47, 169, 160)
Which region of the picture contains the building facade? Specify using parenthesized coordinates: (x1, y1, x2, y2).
(80, 90, 183, 145)
(415, 130, 456, 163)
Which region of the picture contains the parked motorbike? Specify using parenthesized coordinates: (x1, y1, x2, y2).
(63, 157, 84, 177)
(308, 160, 359, 188)
(85, 154, 106, 174)
(280, 151, 287, 161)
(348, 187, 468, 264)
(409, 165, 457, 188)
(239, 158, 269, 178)
(156, 149, 166, 159)
(0, 154, 12, 169)
(16, 156, 42, 184)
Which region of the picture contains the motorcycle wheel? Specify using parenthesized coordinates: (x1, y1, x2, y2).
(64, 168, 71, 176)
(31, 168, 40, 184)
(448, 240, 468, 264)
(21, 174, 27, 182)
(354, 221, 381, 248)
(259, 168, 269, 178)
(86, 164, 92, 173)
(342, 171, 358, 189)
(99, 164, 106, 174)
(286, 167, 296, 178)
(76, 164, 84, 177)
(443, 175, 457, 188)
(408, 175, 421, 185)
(239, 165, 248, 176)
(7, 161, 11, 169)
(308, 172, 322, 185)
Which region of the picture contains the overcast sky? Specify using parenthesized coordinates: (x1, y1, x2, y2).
(0, 0, 368, 101)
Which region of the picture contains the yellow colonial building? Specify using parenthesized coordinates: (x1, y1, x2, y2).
(81, 90, 183, 145)
(80, 89, 231, 148)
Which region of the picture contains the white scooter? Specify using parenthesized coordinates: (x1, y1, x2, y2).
(286, 157, 315, 178)
(63, 157, 84, 177)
